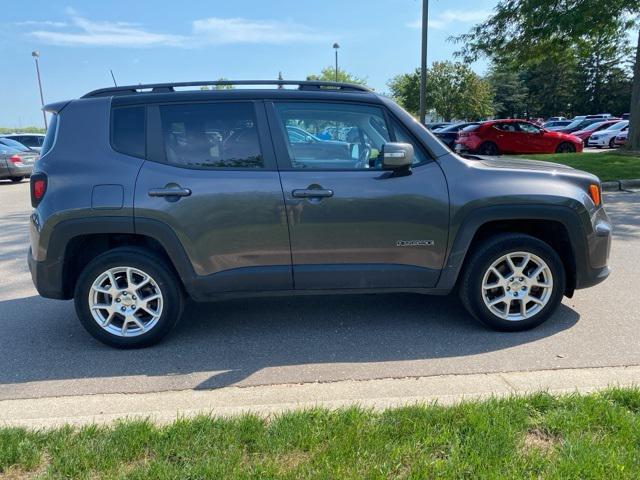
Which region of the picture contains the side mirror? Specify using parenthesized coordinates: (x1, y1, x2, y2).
(381, 142, 413, 170)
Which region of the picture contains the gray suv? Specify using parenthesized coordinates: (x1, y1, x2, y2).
(28, 80, 612, 348)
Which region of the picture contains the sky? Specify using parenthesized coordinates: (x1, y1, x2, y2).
(0, 0, 497, 127)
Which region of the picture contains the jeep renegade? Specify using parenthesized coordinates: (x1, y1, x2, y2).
(28, 80, 612, 348)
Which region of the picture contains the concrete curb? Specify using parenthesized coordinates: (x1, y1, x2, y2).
(602, 179, 640, 191)
(2, 365, 640, 429)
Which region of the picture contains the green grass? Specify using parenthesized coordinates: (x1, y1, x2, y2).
(3, 389, 640, 479)
(515, 150, 640, 181)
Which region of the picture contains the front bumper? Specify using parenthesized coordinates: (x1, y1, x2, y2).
(587, 137, 611, 147)
(575, 207, 612, 289)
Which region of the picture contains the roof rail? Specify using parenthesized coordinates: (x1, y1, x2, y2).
(82, 80, 372, 98)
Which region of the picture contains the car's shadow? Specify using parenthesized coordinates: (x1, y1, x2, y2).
(0, 292, 579, 396)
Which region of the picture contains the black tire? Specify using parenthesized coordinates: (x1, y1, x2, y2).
(555, 142, 575, 154)
(9, 177, 24, 183)
(479, 142, 499, 156)
(74, 247, 184, 348)
(609, 137, 616, 149)
(459, 233, 565, 332)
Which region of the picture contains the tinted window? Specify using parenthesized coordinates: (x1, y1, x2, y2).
(0, 138, 30, 152)
(40, 114, 58, 156)
(517, 122, 541, 134)
(112, 106, 145, 158)
(160, 102, 263, 169)
(275, 102, 390, 170)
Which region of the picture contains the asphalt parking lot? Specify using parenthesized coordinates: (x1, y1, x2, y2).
(0, 180, 638, 401)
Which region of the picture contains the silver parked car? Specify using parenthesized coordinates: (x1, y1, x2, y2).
(0, 139, 38, 182)
(1, 133, 45, 152)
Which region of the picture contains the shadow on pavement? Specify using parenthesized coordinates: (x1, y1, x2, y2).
(0, 292, 579, 392)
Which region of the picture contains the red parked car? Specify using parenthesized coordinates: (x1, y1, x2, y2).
(572, 119, 621, 143)
(455, 119, 584, 155)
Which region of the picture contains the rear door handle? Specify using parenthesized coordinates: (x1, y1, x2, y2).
(148, 187, 192, 198)
(291, 189, 334, 198)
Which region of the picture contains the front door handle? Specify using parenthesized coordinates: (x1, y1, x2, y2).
(148, 187, 192, 198)
(292, 188, 334, 198)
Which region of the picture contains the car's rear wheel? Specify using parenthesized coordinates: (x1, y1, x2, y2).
(459, 233, 565, 331)
(9, 177, 24, 183)
(74, 247, 184, 348)
(555, 142, 575, 154)
(479, 142, 499, 156)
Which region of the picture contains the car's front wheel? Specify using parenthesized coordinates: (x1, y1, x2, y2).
(74, 247, 184, 348)
(459, 234, 565, 331)
(555, 142, 576, 153)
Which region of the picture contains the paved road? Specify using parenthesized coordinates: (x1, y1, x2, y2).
(0, 180, 638, 401)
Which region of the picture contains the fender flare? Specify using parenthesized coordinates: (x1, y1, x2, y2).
(436, 204, 590, 291)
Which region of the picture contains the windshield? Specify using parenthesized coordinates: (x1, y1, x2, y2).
(0, 138, 30, 152)
(604, 121, 628, 131)
(439, 123, 477, 133)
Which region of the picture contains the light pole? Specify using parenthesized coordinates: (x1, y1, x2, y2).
(333, 43, 340, 82)
(32, 51, 47, 129)
(419, 0, 429, 125)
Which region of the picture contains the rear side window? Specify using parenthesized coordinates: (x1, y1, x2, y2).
(40, 114, 58, 157)
(111, 106, 146, 158)
(159, 102, 263, 169)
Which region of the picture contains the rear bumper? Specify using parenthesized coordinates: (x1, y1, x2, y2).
(28, 248, 68, 299)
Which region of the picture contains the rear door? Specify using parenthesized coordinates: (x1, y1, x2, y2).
(267, 100, 449, 290)
(134, 100, 292, 294)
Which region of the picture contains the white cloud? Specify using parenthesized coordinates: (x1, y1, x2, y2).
(25, 11, 329, 48)
(192, 17, 329, 44)
(16, 20, 68, 27)
(407, 9, 491, 30)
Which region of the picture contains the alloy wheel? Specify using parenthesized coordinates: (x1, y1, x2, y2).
(88, 266, 164, 337)
(481, 251, 553, 321)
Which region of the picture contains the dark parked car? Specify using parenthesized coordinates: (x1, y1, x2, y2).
(543, 120, 572, 129)
(551, 118, 603, 134)
(29, 80, 611, 347)
(426, 122, 453, 131)
(454, 119, 583, 155)
(433, 122, 481, 149)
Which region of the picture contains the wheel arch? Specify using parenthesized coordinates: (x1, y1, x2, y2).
(437, 204, 591, 297)
(44, 217, 197, 299)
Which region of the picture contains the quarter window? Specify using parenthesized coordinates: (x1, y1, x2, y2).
(111, 106, 146, 158)
(159, 102, 263, 169)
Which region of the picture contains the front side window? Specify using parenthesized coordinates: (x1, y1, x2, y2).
(518, 122, 541, 134)
(159, 102, 263, 169)
(275, 102, 390, 170)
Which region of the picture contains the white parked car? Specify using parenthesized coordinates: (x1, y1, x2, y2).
(587, 121, 629, 148)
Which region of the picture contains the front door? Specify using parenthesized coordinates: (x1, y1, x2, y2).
(267, 100, 449, 290)
(134, 101, 292, 294)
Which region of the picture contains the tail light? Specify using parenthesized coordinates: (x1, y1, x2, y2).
(9, 154, 23, 165)
(589, 184, 601, 207)
(30, 173, 47, 208)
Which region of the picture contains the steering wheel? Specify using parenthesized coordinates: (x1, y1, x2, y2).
(354, 143, 372, 169)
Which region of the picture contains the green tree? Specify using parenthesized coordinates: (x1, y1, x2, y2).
(387, 69, 421, 116)
(453, 0, 640, 149)
(200, 78, 234, 90)
(306, 67, 367, 85)
(388, 62, 493, 121)
(487, 64, 529, 118)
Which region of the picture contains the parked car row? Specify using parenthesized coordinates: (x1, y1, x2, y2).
(0, 134, 42, 182)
